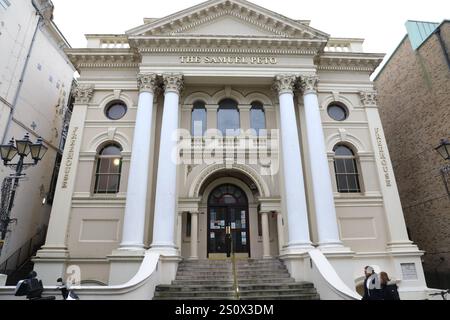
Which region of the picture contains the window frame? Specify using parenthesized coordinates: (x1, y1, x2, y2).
(104, 100, 128, 121)
(333, 144, 362, 193)
(93, 143, 123, 194)
(327, 102, 349, 122)
(250, 101, 266, 136)
(191, 100, 207, 136)
(217, 98, 240, 136)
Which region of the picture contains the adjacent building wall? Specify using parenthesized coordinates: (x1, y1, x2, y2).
(0, 0, 75, 266)
(376, 21, 450, 289)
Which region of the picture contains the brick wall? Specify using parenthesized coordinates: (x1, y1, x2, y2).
(376, 22, 450, 288)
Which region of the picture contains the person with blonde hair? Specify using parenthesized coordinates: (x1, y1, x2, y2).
(380, 271, 400, 300)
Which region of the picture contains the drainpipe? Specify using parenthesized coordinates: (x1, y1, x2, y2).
(435, 27, 450, 70)
(1, 0, 46, 143)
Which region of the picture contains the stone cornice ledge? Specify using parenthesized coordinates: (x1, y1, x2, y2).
(129, 36, 325, 55)
(316, 52, 385, 73)
(65, 48, 140, 70)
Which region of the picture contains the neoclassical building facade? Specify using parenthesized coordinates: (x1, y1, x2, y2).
(29, 0, 430, 299)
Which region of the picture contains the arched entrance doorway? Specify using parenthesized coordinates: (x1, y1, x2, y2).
(207, 184, 250, 258)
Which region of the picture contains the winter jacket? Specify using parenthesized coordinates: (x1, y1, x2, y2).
(381, 281, 400, 300)
(362, 274, 383, 300)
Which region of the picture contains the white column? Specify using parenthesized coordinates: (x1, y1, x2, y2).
(274, 75, 312, 252)
(189, 212, 199, 260)
(276, 211, 285, 254)
(119, 73, 157, 251)
(150, 74, 184, 255)
(261, 212, 271, 259)
(301, 75, 343, 249)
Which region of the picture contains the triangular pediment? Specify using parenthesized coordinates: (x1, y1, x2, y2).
(178, 15, 276, 37)
(127, 0, 329, 40)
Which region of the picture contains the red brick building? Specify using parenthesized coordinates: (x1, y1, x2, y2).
(375, 20, 450, 289)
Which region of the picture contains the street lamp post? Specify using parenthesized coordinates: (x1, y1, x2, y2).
(435, 138, 450, 199)
(0, 133, 48, 240)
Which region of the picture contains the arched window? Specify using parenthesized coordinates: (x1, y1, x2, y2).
(94, 143, 122, 194)
(218, 99, 240, 136)
(191, 101, 207, 136)
(333, 145, 361, 193)
(250, 101, 266, 136)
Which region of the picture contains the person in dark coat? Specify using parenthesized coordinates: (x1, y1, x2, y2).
(362, 266, 382, 300)
(380, 271, 400, 300)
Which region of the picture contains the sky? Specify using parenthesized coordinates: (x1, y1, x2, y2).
(50, 0, 449, 76)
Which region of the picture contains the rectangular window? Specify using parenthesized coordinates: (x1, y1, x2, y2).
(94, 157, 122, 194)
(0, 0, 11, 9)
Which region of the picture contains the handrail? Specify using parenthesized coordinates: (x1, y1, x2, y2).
(0, 226, 47, 275)
(230, 234, 240, 300)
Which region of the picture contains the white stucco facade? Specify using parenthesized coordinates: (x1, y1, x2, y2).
(0, 0, 75, 268)
(0, 0, 432, 300)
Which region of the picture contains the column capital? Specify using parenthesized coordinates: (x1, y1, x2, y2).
(72, 84, 94, 104)
(359, 90, 378, 107)
(137, 73, 158, 94)
(273, 74, 297, 95)
(300, 74, 319, 95)
(163, 73, 184, 95)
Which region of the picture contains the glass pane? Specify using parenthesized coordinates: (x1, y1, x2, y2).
(337, 175, 348, 192)
(345, 159, 356, 173)
(192, 106, 206, 136)
(97, 158, 111, 174)
(250, 105, 266, 135)
(106, 103, 127, 120)
(218, 99, 239, 136)
(109, 158, 122, 173)
(335, 159, 346, 173)
(95, 175, 108, 193)
(223, 194, 236, 204)
(101, 145, 121, 156)
(107, 175, 120, 193)
(328, 105, 347, 121)
(334, 145, 353, 156)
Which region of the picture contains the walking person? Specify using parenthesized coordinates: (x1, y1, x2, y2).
(362, 266, 382, 300)
(380, 271, 400, 300)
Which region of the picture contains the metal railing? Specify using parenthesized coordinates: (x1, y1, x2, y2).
(0, 226, 47, 275)
(229, 234, 240, 300)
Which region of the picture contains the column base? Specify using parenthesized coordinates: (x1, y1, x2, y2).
(284, 242, 314, 255)
(149, 243, 179, 256)
(118, 242, 146, 252)
(318, 242, 353, 254)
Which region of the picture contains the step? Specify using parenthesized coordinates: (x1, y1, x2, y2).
(153, 296, 236, 300)
(172, 280, 234, 286)
(177, 267, 231, 271)
(175, 276, 233, 281)
(238, 278, 296, 285)
(156, 285, 234, 292)
(238, 283, 314, 291)
(238, 288, 318, 297)
(154, 290, 235, 298)
(240, 294, 320, 300)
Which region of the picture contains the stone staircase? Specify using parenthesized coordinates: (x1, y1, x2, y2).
(153, 258, 320, 300)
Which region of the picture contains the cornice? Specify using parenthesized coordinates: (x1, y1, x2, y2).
(65, 49, 140, 70)
(129, 36, 324, 55)
(316, 52, 385, 73)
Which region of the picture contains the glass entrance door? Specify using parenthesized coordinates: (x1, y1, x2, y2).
(207, 184, 250, 258)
